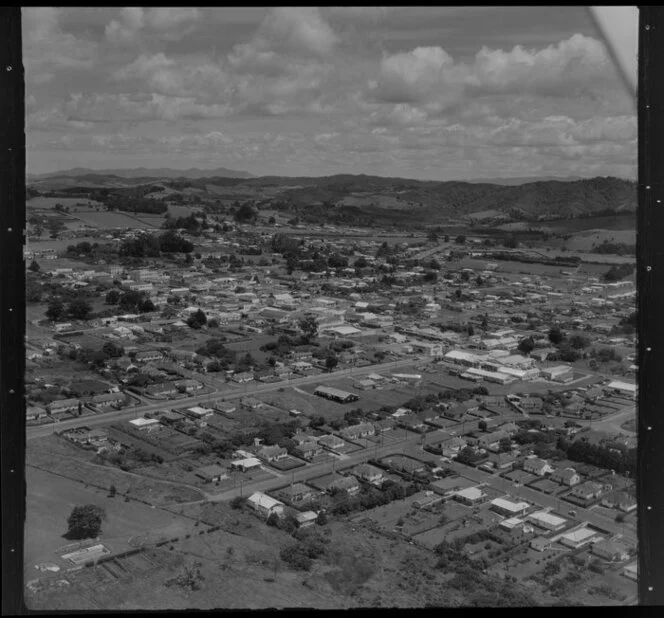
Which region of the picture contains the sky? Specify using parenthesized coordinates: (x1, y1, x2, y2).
(22, 6, 637, 181)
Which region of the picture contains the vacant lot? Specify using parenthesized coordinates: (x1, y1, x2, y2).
(71, 210, 145, 229)
(25, 466, 198, 575)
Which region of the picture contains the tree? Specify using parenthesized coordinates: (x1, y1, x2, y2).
(109, 484, 117, 498)
(299, 315, 318, 343)
(325, 354, 339, 371)
(568, 334, 590, 349)
(105, 289, 121, 305)
(67, 297, 93, 320)
(65, 505, 105, 540)
(187, 309, 207, 329)
(478, 420, 488, 432)
(427, 230, 439, 242)
(455, 235, 466, 244)
(234, 203, 257, 223)
(316, 511, 328, 526)
(46, 298, 66, 321)
(28, 259, 40, 272)
(548, 326, 564, 345)
(498, 437, 512, 453)
(517, 337, 535, 355)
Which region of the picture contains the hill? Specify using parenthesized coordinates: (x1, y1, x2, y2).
(28, 166, 253, 181)
(26, 173, 636, 228)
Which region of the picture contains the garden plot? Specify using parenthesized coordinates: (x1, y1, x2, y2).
(502, 469, 539, 485)
(529, 478, 564, 495)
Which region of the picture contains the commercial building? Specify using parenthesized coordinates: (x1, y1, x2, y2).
(230, 457, 262, 472)
(491, 497, 530, 517)
(541, 365, 575, 383)
(462, 367, 516, 384)
(559, 527, 602, 549)
(527, 510, 567, 532)
(128, 417, 161, 431)
(606, 380, 637, 398)
(314, 385, 359, 403)
(453, 486, 486, 506)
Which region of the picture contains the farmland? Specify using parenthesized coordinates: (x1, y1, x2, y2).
(24, 466, 198, 576)
(69, 209, 148, 229)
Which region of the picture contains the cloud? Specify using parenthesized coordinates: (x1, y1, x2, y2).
(105, 7, 201, 44)
(23, 7, 98, 83)
(368, 34, 617, 107)
(105, 7, 144, 44)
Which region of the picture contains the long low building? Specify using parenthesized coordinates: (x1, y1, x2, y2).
(559, 526, 602, 549)
(491, 497, 530, 517)
(314, 385, 359, 403)
(462, 367, 516, 384)
(527, 510, 567, 532)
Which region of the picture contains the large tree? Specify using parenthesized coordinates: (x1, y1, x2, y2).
(548, 326, 565, 345)
(67, 297, 93, 320)
(46, 298, 66, 321)
(65, 504, 105, 540)
(299, 315, 318, 343)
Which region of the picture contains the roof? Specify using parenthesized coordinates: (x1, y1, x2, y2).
(232, 457, 261, 467)
(196, 465, 227, 478)
(129, 417, 159, 427)
(561, 527, 598, 543)
(248, 491, 284, 511)
(491, 497, 530, 513)
(607, 380, 637, 392)
(454, 487, 484, 500)
(314, 385, 357, 399)
(528, 511, 567, 527)
(500, 517, 525, 529)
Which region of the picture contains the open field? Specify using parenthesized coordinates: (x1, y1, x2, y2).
(69, 209, 146, 229)
(28, 196, 103, 210)
(25, 466, 198, 575)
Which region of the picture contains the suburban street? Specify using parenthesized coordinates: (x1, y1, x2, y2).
(26, 356, 434, 440)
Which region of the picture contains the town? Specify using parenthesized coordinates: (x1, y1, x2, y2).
(24, 182, 637, 608)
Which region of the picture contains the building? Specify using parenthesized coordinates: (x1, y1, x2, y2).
(89, 392, 127, 408)
(128, 417, 161, 432)
(523, 457, 554, 476)
(352, 463, 384, 485)
(530, 536, 552, 552)
(185, 406, 214, 420)
(601, 490, 637, 512)
(491, 497, 530, 517)
(279, 482, 315, 503)
(550, 467, 581, 486)
(329, 476, 360, 495)
(453, 486, 486, 506)
(26, 405, 47, 421)
(258, 445, 288, 463)
(195, 464, 228, 483)
(462, 367, 516, 385)
(541, 365, 575, 383)
(295, 511, 318, 528)
(174, 379, 204, 393)
(231, 371, 254, 384)
(135, 350, 164, 363)
(314, 385, 359, 403)
(144, 383, 177, 397)
(527, 510, 567, 532)
(47, 398, 81, 415)
(318, 434, 345, 451)
(293, 440, 322, 460)
(247, 492, 285, 517)
(571, 480, 611, 501)
(215, 401, 236, 415)
(559, 526, 602, 549)
(591, 539, 630, 562)
(230, 457, 262, 472)
(623, 561, 638, 581)
(606, 380, 637, 398)
(340, 422, 376, 440)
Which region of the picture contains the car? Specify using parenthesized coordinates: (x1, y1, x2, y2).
(568, 509, 577, 516)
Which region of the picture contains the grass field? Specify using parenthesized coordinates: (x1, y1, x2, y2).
(71, 210, 145, 229)
(28, 197, 103, 210)
(25, 466, 198, 574)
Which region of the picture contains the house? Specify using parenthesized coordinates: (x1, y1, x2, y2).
(397, 414, 427, 433)
(489, 451, 518, 470)
(623, 562, 638, 581)
(135, 350, 164, 363)
(294, 511, 319, 528)
(231, 371, 254, 384)
(280, 482, 316, 503)
(318, 434, 345, 450)
(601, 490, 637, 512)
(329, 476, 360, 495)
(26, 405, 47, 421)
(230, 457, 262, 472)
(591, 539, 630, 562)
(195, 464, 228, 483)
(523, 457, 554, 476)
(351, 463, 384, 485)
(527, 510, 567, 532)
(340, 423, 376, 440)
(477, 430, 511, 451)
(559, 527, 602, 549)
(258, 445, 288, 463)
(247, 492, 285, 517)
(531, 536, 552, 552)
(551, 467, 581, 486)
(440, 437, 468, 458)
(128, 417, 161, 432)
(174, 379, 203, 393)
(373, 418, 395, 433)
(144, 382, 177, 397)
(215, 401, 236, 415)
(47, 398, 81, 415)
(90, 392, 127, 408)
(571, 480, 612, 501)
(293, 440, 322, 460)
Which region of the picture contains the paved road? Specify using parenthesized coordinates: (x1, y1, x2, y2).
(27, 357, 434, 440)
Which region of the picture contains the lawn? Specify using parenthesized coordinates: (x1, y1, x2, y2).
(25, 466, 198, 575)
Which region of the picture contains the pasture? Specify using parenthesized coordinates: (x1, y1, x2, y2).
(70, 210, 145, 229)
(25, 466, 197, 574)
(27, 196, 103, 210)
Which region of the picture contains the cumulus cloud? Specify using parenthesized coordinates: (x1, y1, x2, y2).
(105, 7, 201, 44)
(368, 34, 616, 108)
(23, 7, 98, 83)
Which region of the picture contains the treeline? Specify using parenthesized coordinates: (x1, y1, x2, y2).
(119, 231, 194, 257)
(603, 263, 635, 282)
(592, 240, 635, 256)
(560, 436, 636, 476)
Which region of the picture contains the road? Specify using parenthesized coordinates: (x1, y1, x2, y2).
(579, 405, 636, 435)
(26, 357, 434, 440)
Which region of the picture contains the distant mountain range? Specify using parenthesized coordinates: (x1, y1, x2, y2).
(464, 175, 586, 185)
(27, 166, 254, 180)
